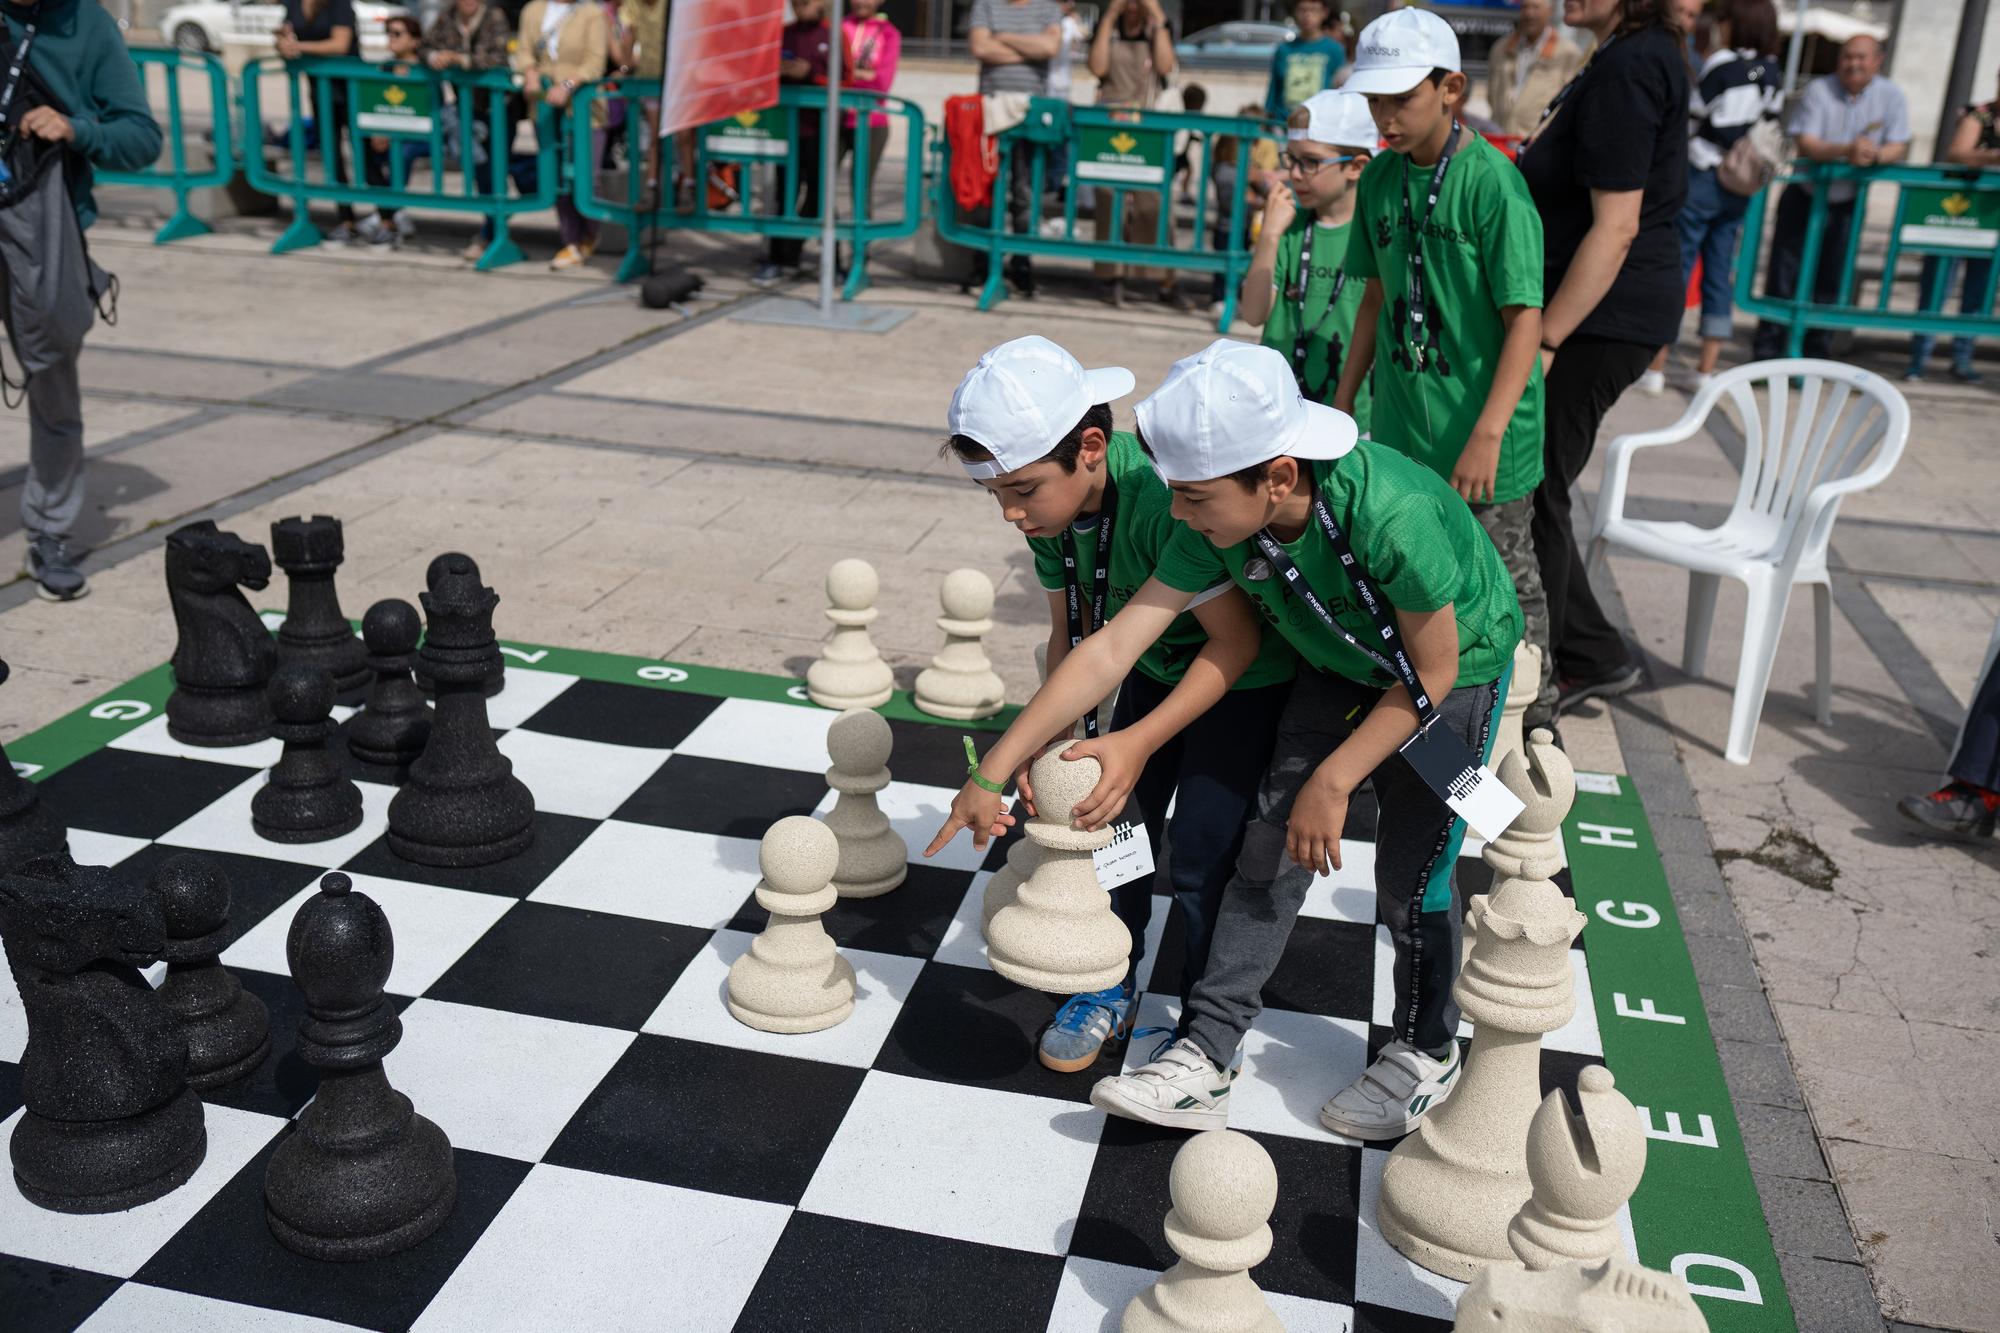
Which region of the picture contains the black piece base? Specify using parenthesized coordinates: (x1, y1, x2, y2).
(10, 1088, 207, 1214)
(166, 688, 273, 749)
(264, 1107, 457, 1262)
(385, 823, 534, 868)
(251, 809, 365, 845)
(188, 1032, 273, 1093)
(0, 806, 67, 871)
(266, 1172, 456, 1263)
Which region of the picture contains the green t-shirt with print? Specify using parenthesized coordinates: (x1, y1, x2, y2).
(1028, 432, 1296, 691)
(1153, 443, 1522, 689)
(1342, 133, 1546, 503)
(1261, 213, 1372, 437)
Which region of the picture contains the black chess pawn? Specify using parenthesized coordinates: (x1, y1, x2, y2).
(387, 557, 535, 867)
(164, 520, 278, 747)
(271, 516, 369, 695)
(265, 873, 456, 1260)
(347, 599, 432, 769)
(0, 660, 66, 872)
(413, 553, 504, 698)
(149, 852, 271, 1091)
(252, 664, 364, 844)
(0, 852, 207, 1213)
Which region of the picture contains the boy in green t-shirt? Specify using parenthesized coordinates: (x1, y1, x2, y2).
(935, 336, 1296, 1075)
(1238, 89, 1375, 434)
(933, 340, 1520, 1139)
(1336, 7, 1553, 721)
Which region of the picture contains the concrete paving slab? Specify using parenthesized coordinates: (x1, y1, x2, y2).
(1778, 1252, 1896, 1333)
(1827, 1140, 2000, 1333)
(256, 371, 499, 420)
(1715, 1037, 1810, 1114)
(80, 346, 316, 405)
(0, 399, 196, 476)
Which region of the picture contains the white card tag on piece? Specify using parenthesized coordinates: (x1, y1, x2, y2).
(1445, 765, 1524, 842)
(1092, 819, 1154, 890)
(1397, 722, 1526, 842)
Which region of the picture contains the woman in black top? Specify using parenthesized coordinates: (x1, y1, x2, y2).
(1514, 0, 1689, 709)
(276, 0, 363, 241)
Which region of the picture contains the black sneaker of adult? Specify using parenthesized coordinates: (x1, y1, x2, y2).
(1555, 662, 1644, 715)
(1896, 785, 1998, 842)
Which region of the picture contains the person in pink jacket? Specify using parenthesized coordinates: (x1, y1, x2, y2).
(841, 0, 899, 238)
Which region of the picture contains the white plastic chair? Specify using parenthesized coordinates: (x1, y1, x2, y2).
(1587, 359, 1909, 765)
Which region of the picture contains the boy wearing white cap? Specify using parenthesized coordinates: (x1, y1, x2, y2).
(1334, 6, 1554, 723)
(944, 339, 1520, 1138)
(1238, 88, 1377, 434)
(927, 336, 1295, 1075)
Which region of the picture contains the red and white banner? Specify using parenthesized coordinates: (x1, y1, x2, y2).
(658, 0, 787, 138)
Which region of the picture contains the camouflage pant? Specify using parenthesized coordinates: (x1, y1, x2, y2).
(1472, 495, 1554, 715)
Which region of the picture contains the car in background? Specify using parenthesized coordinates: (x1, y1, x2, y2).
(162, 0, 412, 60)
(1173, 20, 1294, 70)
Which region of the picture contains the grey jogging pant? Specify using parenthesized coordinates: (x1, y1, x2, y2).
(19, 347, 85, 541)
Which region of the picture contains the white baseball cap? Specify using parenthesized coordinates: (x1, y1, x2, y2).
(1343, 7, 1461, 97)
(1289, 89, 1378, 152)
(1134, 340, 1358, 484)
(948, 336, 1136, 479)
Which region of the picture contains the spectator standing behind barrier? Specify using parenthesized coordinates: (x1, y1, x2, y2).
(275, 0, 362, 243)
(1264, 0, 1344, 121)
(753, 0, 841, 285)
(1205, 102, 1281, 307)
(1900, 626, 2000, 842)
(1088, 0, 1184, 309)
(422, 0, 513, 262)
(0, 0, 161, 603)
(516, 0, 608, 269)
(1905, 72, 2000, 383)
(840, 0, 899, 266)
(968, 0, 1063, 297)
(1750, 35, 1910, 360)
(1515, 0, 1688, 721)
(1487, 0, 1583, 139)
(1639, 0, 1781, 395)
(355, 15, 424, 249)
(613, 0, 666, 190)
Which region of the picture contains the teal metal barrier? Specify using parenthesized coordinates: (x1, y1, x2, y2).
(240, 56, 557, 270)
(935, 101, 1271, 331)
(1735, 161, 2000, 353)
(99, 46, 235, 244)
(570, 83, 925, 290)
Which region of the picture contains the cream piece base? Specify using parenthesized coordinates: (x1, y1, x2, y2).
(727, 917, 857, 1033)
(1455, 1259, 1709, 1332)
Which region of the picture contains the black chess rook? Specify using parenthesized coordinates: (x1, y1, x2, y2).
(346, 598, 433, 770)
(271, 516, 369, 694)
(164, 521, 278, 747)
(252, 664, 365, 844)
(265, 873, 457, 1261)
(148, 852, 271, 1091)
(413, 553, 504, 698)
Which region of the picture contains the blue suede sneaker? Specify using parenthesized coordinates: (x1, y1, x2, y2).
(1038, 986, 1135, 1073)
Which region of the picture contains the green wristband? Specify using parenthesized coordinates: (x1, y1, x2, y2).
(963, 736, 1006, 794)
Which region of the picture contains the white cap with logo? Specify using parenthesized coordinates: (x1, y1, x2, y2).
(1133, 340, 1358, 485)
(947, 336, 1137, 479)
(1342, 7, 1461, 97)
(1288, 89, 1379, 152)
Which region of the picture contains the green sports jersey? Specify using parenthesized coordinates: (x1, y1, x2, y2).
(1028, 432, 1296, 691)
(1343, 132, 1546, 503)
(1154, 443, 1522, 689)
(1261, 214, 1372, 437)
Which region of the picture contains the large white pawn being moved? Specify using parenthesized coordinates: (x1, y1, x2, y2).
(985, 742, 1130, 994)
(806, 558, 894, 711)
(822, 708, 907, 898)
(726, 816, 856, 1033)
(913, 568, 1004, 720)
(1121, 1130, 1284, 1333)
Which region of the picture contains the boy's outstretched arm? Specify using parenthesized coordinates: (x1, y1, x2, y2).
(1333, 278, 1383, 416)
(1285, 603, 1460, 876)
(1449, 303, 1540, 503)
(924, 577, 1198, 855)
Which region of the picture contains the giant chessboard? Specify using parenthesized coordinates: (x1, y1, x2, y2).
(1, 635, 1796, 1332)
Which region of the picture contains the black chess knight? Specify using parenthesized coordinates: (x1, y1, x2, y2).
(0, 661, 66, 871)
(164, 521, 278, 747)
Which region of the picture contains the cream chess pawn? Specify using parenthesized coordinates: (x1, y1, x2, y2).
(806, 559, 894, 711)
(821, 708, 906, 898)
(913, 569, 1005, 720)
(1121, 1130, 1285, 1333)
(727, 817, 857, 1033)
(985, 742, 1130, 993)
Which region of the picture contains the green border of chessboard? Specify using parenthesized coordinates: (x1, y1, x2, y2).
(3, 637, 1794, 1331)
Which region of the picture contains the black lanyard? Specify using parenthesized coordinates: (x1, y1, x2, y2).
(1249, 474, 1438, 728)
(1400, 124, 1460, 371)
(0, 20, 40, 144)
(1059, 475, 1117, 739)
(1288, 222, 1348, 395)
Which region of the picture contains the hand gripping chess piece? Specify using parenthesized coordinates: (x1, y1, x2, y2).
(986, 742, 1130, 994)
(0, 853, 207, 1213)
(164, 520, 278, 747)
(914, 569, 1005, 720)
(0, 660, 66, 871)
(1509, 1066, 1647, 1272)
(252, 664, 365, 844)
(271, 515, 369, 694)
(822, 709, 907, 898)
(149, 852, 272, 1091)
(1455, 1258, 1708, 1333)
(728, 817, 857, 1032)
(346, 598, 432, 770)
(1378, 728, 1583, 1281)
(805, 558, 894, 711)
(265, 873, 457, 1260)
(1121, 1130, 1285, 1333)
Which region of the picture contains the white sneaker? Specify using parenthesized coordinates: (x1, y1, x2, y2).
(1318, 1040, 1460, 1141)
(1636, 369, 1667, 396)
(1693, 371, 1714, 394)
(1089, 1037, 1235, 1131)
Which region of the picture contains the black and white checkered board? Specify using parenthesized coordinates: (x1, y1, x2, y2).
(2, 664, 1611, 1333)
